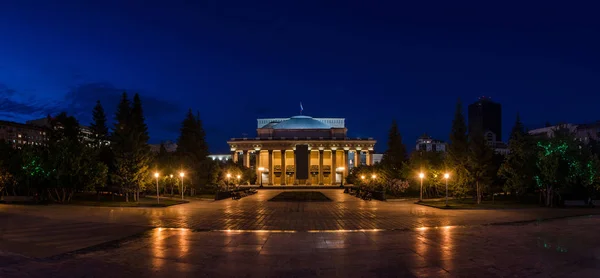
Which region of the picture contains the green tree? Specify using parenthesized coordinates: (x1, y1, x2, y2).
(534, 127, 579, 206)
(176, 109, 210, 191)
(111, 93, 135, 201)
(90, 100, 109, 148)
(129, 93, 151, 201)
(380, 120, 406, 171)
(446, 99, 470, 197)
(468, 130, 494, 204)
(498, 114, 536, 198)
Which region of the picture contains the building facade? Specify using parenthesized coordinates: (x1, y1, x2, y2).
(468, 96, 502, 141)
(227, 115, 376, 186)
(0, 120, 48, 146)
(415, 134, 446, 152)
(528, 122, 600, 143)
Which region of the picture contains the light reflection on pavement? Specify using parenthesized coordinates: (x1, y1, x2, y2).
(1, 189, 600, 277)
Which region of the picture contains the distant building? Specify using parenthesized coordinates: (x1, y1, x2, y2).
(0, 120, 48, 146)
(574, 121, 600, 143)
(372, 153, 383, 164)
(149, 140, 178, 153)
(27, 117, 109, 146)
(528, 122, 600, 144)
(468, 96, 502, 141)
(209, 154, 232, 161)
(415, 134, 446, 152)
(528, 123, 578, 139)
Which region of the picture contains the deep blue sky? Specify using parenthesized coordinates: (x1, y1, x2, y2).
(1, 1, 599, 153)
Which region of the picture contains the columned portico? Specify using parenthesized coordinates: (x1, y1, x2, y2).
(268, 150, 273, 185)
(227, 115, 376, 186)
(243, 150, 249, 167)
(331, 149, 337, 185)
(318, 149, 324, 185)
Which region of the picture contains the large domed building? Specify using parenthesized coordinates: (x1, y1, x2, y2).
(227, 115, 376, 186)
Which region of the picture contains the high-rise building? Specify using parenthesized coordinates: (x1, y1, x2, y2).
(468, 96, 502, 141)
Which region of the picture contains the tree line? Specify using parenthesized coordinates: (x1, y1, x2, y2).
(0, 93, 237, 202)
(350, 99, 600, 206)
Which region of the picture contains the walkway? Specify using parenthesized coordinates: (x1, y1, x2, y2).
(1, 189, 599, 277)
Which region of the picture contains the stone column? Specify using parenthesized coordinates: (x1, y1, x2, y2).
(365, 151, 371, 166)
(232, 151, 239, 163)
(331, 150, 337, 185)
(255, 150, 261, 184)
(318, 149, 324, 185)
(344, 150, 349, 177)
(280, 150, 286, 185)
(354, 150, 361, 168)
(268, 150, 273, 185)
(243, 150, 249, 167)
(368, 150, 374, 165)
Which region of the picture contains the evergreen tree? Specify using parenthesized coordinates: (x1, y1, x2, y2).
(468, 130, 494, 204)
(380, 120, 406, 171)
(129, 93, 151, 201)
(111, 92, 149, 202)
(90, 100, 109, 148)
(176, 109, 210, 188)
(498, 113, 535, 198)
(131, 93, 150, 144)
(446, 99, 470, 196)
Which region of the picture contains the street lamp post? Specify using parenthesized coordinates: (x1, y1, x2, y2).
(237, 174, 241, 187)
(169, 174, 173, 196)
(444, 173, 450, 207)
(179, 172, 185, 200)
(418, 172, 424, 202)
(337, 167, 345, 187)
(258, 167, 265, 187)
(154, 172, 159, 204)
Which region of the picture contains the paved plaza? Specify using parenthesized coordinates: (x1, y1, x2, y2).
(1, 189, 600, 277)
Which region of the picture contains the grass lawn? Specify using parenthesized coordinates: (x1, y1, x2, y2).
(419, 198, 541, 209)
(69, 195, 189, 207)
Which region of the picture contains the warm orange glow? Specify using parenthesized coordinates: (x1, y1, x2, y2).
(237, 175, 241, 179)
(226, 173, 231, 178)
(179, 172, 184, 177)
(444, 173, 450, 179)
(371, 174, 376, 179)
(170, 174, 173, 178)
(419, 172, 424, 179)
(361, 175, 365, 179)
(154, 172, 159, 178)
(258, 167, 265, 172)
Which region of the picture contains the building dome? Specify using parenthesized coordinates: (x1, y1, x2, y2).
(272, 115, 331, 129)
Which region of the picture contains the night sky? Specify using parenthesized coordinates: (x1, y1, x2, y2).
(1, 1, 599, 153)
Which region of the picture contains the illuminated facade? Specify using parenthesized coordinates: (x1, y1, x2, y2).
(227, 115, 376, 186)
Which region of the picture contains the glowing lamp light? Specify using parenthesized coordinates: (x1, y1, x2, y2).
(419, 173, 424, 179)
(180, 172, 184, 177)
(226, 173, 231, 178)
(258, 167, 265, 172)
(361, 175, 365, 180)
(371, 174, 376, 179)
(154, 172, 159, 178)
(444, 173, 450, 179)
(237, 175, 241, 179)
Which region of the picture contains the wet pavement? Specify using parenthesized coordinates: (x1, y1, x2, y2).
(1, 189, 600, 277)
